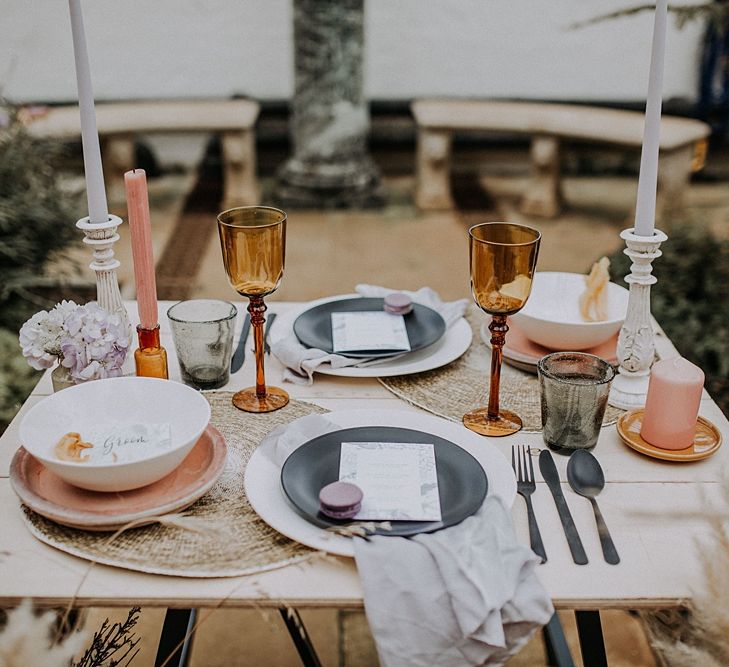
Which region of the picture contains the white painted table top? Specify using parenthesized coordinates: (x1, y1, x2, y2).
(0, 301, 726, 610)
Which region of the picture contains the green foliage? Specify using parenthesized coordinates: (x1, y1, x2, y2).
(570, 2, 729, 34)
(0, 114, 82, 329)
(0, 109, 82, 431)
(0, 329, 41, 430)
(609, 221, 729, 413)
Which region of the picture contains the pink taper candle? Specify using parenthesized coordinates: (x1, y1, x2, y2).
(641, 357, 704, 450)
(124, 169, 159, 329)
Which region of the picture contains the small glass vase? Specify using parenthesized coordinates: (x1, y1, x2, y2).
(51, 363, 75, 392)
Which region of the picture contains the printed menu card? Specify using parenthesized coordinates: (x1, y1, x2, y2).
(331, 312, 411, 353)
(338, 441, 442, 521)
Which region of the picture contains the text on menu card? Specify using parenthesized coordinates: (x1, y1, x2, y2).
(331, 312, 411, 353)
(338, 442, 441, 521)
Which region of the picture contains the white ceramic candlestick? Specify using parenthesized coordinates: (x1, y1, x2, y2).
(76, 214, 131, 336)
(608, 227, 668, 409)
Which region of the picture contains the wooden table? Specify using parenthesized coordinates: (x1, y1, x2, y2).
(1, 301, 726, 665)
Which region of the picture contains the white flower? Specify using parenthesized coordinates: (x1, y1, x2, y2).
(19, 301, 129, 382)
(18, 302, 78, 369)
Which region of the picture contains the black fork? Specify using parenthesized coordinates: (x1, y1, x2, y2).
(512, 445, 547, 563)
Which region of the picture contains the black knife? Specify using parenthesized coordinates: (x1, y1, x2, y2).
(539, 449, 588, 565)
(230, 314, 251, 373)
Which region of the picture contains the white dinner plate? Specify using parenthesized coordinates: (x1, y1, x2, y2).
(244, 409, 517, 557)
(270, 294, 472, 378)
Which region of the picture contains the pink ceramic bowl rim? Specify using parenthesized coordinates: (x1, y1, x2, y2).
(9, 426, 227, 529)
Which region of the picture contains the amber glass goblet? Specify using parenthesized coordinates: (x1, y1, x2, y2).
(464, 222, 541, 436)
(217, 206, 289, 413)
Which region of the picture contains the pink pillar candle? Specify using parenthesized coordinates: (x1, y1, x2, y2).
(641, 357, 704, 450)
(124, 169, 159, 329)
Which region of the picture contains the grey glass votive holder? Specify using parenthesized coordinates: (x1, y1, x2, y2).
(167, 299, 237, 390)
(537, 351, 615, 454)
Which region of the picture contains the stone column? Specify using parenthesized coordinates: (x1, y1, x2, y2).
(276, 0, 383, 208)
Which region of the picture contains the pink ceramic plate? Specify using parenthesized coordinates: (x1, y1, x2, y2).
(481, 319, 618, 374)
(10, 425, 227, 531)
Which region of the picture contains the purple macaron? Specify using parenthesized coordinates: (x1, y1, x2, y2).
(318, 481, 364, 520)
(383, 293, 413, 315)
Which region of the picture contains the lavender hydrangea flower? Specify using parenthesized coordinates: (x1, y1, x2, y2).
(19, 300, 129, 382)
(59, 302, 130, 383)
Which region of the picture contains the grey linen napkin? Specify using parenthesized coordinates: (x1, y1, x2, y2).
(354, 498, 554, 667)
(271, 286, 469, 385)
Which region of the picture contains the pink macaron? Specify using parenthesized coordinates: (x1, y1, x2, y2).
(318, 481, 364, 520)
(383, 293, 413, 315)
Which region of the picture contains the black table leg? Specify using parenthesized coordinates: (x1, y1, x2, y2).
(575, 610, 608, 667)
(542, 612, 576, 667)
(155, 608, 197, 667)
(279, 607, 323, 667)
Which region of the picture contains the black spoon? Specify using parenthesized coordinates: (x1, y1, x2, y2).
(567, 450, 620, 565)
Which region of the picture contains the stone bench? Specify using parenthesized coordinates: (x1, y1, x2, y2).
(412, 99, 710, 217)
(26, 99, 260, 210)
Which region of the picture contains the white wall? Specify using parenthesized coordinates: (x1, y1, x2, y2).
(0, 0, 707, 104)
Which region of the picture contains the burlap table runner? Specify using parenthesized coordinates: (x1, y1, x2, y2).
(21, 394, 326, 577)
(379, 307, 624, 432)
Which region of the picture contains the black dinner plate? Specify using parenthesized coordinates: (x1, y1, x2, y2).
(280, 426, 488, 537)
(292, 297, 447, 358)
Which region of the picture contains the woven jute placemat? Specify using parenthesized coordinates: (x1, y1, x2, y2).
(21, 394, 327, 578)
(379, 307, 624, 432)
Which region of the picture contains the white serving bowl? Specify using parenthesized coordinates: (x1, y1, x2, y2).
(511, 271, 629, 351)
(19, 377, 211, 492)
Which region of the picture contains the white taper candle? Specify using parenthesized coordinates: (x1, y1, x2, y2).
(68, 0, 109, 224)
(634, 0, 668, 237)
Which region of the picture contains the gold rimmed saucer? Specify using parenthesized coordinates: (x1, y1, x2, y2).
(616, 409, 722, 462)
